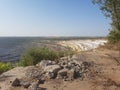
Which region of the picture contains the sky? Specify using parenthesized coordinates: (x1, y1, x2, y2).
(0, 0, 111, 37)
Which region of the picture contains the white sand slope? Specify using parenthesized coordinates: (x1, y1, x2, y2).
(58, 39, 107, 51)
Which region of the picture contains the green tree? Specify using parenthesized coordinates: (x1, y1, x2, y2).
(92, 0, 120, 43)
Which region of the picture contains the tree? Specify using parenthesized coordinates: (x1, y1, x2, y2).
(92, 0, 120, 59)
(92, 0, 120, 43)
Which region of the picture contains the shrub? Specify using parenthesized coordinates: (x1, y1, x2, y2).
(20, 47, 59, 66)
(19, 47, 75, 66)
(0, 62, 13, 74)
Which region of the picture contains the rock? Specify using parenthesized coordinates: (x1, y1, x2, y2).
(59, 61, 68, 69)
(20, 80, 30, 88)
(60, 56, 68, 60)
(57, 69, 68, 79)
(25, 66, 43, 80)
(11, 78, 20, 87)
(36, 60, 52, 69)
(82, 61, 90, 69)
(67, 62, 72, 69)
(44, 65, 61, 74)
(67, 69, 74, 81)
(44, 72, 55, 79)
(43, 65, 62, 79)
(38, 79, 45, 84)
(69, 60, 83, 67)
(28, 82, 39, 90)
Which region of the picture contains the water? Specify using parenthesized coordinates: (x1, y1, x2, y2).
(0, 37, 40, 62)
(0, 37, 106, 63)
(0, 37, 68, 62)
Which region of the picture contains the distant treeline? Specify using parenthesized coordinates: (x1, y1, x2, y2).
(0, 36, 107, 41)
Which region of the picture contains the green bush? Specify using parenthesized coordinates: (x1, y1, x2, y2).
(0, 62, 12, 74)
(19, 47, 75, 66)
(20, 47, 59, 66)
(108, 30, 120, 44)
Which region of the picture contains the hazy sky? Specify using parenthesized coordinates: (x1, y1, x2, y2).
(0, 0, 111, 37)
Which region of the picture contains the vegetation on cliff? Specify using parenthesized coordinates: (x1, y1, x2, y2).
(0, 62, 13, 74)
(19, 47, 75, 66)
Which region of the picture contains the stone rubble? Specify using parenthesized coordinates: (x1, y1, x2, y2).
(10, 57, 93, 89)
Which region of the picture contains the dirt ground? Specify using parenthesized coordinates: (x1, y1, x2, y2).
(39, 48, 120, 90)
(0, 47, 120, 90)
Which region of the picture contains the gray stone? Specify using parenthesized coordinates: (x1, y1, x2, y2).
(67, 69, 75, 81)
(36, 60, 52, 69)
(28, 82, 39, 90)
(25, 66, 43, 80)
(44, 65, 61, 74)
(11, 78, 20, 87)
(20, 80, 30, 88)
(82, 61, 90, 69)
(44, 72, 55, 79)
(57, 69, 68, 79)
(60, 56, 68, 60)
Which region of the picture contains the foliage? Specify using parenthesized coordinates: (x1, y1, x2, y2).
(0, 62, 13, 74)
(19, 47, 75, 66)
(58, 47, 75, 58)
(20, 47, 57, 66)
(92, 0, 120, 43)
(108, 30, 120, 43)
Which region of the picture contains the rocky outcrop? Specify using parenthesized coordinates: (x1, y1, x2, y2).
(0, 56, 93, 90)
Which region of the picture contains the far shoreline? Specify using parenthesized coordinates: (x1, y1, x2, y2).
(0, 36, 107, 41)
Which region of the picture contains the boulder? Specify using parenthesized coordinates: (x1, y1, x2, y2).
(44, 65, 61, 74)
(82, 61, 90, 69)
(69, 60, 83, 67)
(67, 69, 75, 81)
(20, 80, 30, 88)
(28, 82, 39, 90)
(57, 68, 75, 81)
(57, 69, 68, 79)
(44, 72, 55, 79)
(25, 66, 43, 80)
(66, 62, 72, 69)
(11, 78, 21, 87)
(36, 60, 52, 69)
(43, 65, 61, 79)
(60, 56, 68, 60)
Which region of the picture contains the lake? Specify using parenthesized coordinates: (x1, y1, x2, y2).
(0, 37, 106, 63)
